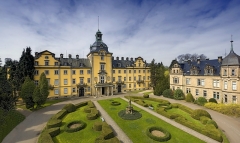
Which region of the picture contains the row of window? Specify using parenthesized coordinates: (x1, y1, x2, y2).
(35, 78, 91, 86)
(186, 88, 237, 102)
(113, 69, 150, 74)
(55, 87, 91, 95)
(223, 69, 237, 76)
(35, 70, 91, 75)
(174, 78, 237, 90)
(113, 76, 150, 82)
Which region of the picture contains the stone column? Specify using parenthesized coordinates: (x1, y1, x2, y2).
(95, 87, 97, 97)
(111, 86, 113, 96)
(107, 87, 109, 96)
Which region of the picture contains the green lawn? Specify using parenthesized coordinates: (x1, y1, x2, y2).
(127, 89, 145, 93)
(98, 98, 205, 143)
(0, 109, 25, 142)
(16, 98, 69, 111)
(53, 105, 102, 143)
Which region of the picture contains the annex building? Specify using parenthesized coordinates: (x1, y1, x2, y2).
(34, 30, 151, 97)
(170, 40, 240, 104)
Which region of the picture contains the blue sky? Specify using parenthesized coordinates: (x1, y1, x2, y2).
(0, 0, 240, 66)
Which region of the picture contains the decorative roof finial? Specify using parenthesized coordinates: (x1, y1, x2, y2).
(98, 16, 99, 31)
(230, 35, 233, 52)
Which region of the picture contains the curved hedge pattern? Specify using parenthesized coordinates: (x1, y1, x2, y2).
(47, 119, 62, 129)
(146, 126, 171, 142)
(111, 101, 121, 106)
(65, 120, 86, 133)
(118, 110, 142, 120)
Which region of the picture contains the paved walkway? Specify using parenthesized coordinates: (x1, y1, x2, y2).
(93, 101, 132, 143)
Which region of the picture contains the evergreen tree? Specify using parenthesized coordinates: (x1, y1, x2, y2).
(0, 70, 15, 111)
(33, 86, 41, 107)
(21, 77, 35, 109)
(38, 72, 49, 106)
(150, 59, 156, 90)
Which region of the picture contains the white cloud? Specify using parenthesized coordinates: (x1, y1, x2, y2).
(0, 0, 240, 66)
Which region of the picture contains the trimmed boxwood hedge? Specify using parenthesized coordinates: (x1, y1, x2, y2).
(75, 102, 88, 109)
(208, 98, 218, 104)
(93, 121, 103, 131)
(48, 127, 60, 137)
(38, 132, 54, 143)
(111, 101, 121, 106)
(84, 107, 92, 113)
(95, 122, 120, 143)
(65, 120, 86, 133)
(207, 120, 218, 128)
(194, 97, 207, 106)
(51, 109, 68, 120)
(63, 103, 76, 113)
(47, 119, 62, 129)
(88, 101, 95, 108)
(156, 107, 180, 119)
(143, 94, 149, 98)
(146, 126, 171, 142)
(175, 116, 222, 142)
(191, 109, 211, 120)
(135, 99, 148, 107)
(87, 108, 99, 120)
(200, 116, 211, 125)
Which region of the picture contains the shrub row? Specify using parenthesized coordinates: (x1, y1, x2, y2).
(204, 102, 240, 117)
(208, 98, 218, 103)
(134, 99, 148, 107)
(175, 116, 223, 142)
(63, 103, 76, 113)
(75, 102, 88, 109)
(47, 119, 62, 129)
(176, 103, 193, 114)
(88, 101, 95, 108)
(146, 126, 171, 142)
(156, 107, 180, 119)
(94, 122, 120, 143)
(65, 120, 86, 133)
(38, 131, 54, 143)
(162, 89, 174, 99)
(48, 127, 60, 137)
(191, 109, 211, 120)
(127, 96, 170, 105)
(111, 101, 121, 106)
(51, 109, 68, 120)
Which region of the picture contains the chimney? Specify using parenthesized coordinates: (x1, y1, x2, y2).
(117, 57, 119, 60)
(197, 58, 200, 64)
(68, 54, 72, 58)
(131, 57, 133, 61)
(206, 58, 209, 60)
(126, 57, 129, 61)
(112, 56, 114, 60)
(121, 57, 124, 60)
(60, 54, 63, 58)
(135, 58, 137, 61)
(218, 56, 222, 63)
(35, 52, 38, 56)
(76, 55, 79, 59)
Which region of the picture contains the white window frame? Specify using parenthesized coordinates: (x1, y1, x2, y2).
(64, 70, 67, 75)
(224, 81, 227, 90)
(54, 79, 59, 86)
(232, 81, 237, 90)
(64, 79, 68, 85)
(54, 89, 59, 95)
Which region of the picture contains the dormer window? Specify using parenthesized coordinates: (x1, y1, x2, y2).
(204, 65, 214, 75)
(45, 56, 49, 59)
(100, 44, 103, 48)
(80, 63, 83, 67)
(101, 55, 104, 60)
(223, 69, 227, 76)
(118, 63, 121, 67)
(232, 69, 235, 76)
(139, 63, 141, 67)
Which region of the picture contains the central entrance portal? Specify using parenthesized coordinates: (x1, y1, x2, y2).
(102, 87, 105, 95)
(118, 85, 121, 93)
(79, 87, 84, 97)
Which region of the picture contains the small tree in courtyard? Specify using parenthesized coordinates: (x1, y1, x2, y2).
(185, 93, 195, 102)
(173, 89, 185, 100)
(21, 76, 35, 109)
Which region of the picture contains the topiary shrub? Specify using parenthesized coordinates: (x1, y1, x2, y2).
(209, 98, 218, 104)
(47, 119, 62, 129)
(65, 120, 86, 133)
(47, 127, 60, 137)
(95, 122, 120, 143)
(195, 97, 207, 106)
(111, 101, 121, 106)
(135, 100, 148, 107)
(87, 108, 99, 120)
(185, 93, 195, 102)
(200, 116, 211, 125)
(171, 103, 178, 108)
(51, 109, 68, 119)
(173, 89, 185, 100)
(75, 102, 88, 109)
(88, 101, 95, 108)
(163, 89, 174, 99)
(146, 126, 171, 142)
(191, 109, 211, 120)
(84, 107, 92, 113)
(93, 121, 103, 131)
(207, 120, 218, 128)
(38, 132, 54, 143)
(63, 103, 76, 113)
(143, 94, 149, 98)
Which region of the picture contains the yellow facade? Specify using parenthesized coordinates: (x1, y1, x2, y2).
(34, 30, 150, 98)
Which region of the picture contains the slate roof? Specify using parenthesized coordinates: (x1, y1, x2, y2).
(57, 58, 91, 68)
(222, 50, 240, 66)
(176, 59, 221, 76)
(112, 59, 135, 68)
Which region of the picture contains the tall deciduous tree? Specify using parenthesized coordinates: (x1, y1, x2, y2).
(21, 76, 35, 109)
(177, 53, 207, 63)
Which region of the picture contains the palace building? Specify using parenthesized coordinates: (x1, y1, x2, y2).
(34, 29, 151, 97)
(169, 40, 240, 104)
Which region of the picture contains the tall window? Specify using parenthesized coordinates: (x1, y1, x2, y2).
(197, 79, 204, 86)
(45, 61, 49, 66)
(87, 78, 90, 83)
(213, 80, 220, 87)
(129, 70, 131, 73)
(100, 76, 104, 83)
(225, 95, 228, 103)
(54, 89, 59, 95)
(213, 92, 219, 99)
(134, 76, 136, 81)
(80, 78, 84, 84)
(118, 76, 121, 82)
(173, 77, 179, 84)
(134, 70, 136, 73)
(101, 55, 104, 60)
(203, 90, 207, 97)
(55, 62, 58, 66)
(143, 76, 145, 80)
(113, 77, 115, 82)
(54, 70, 59, 75)
(232, 81, 237, 90)
(45, 70, 49, 75)
(64, 88, 68, 94)
(35, 70, 39, 75)
(80, 70, 83, 75)
(72, 79, 76, 84)
(87, 70, 91, 74)
(35, 61, 39, 66)
(72, 88, 76, 93)
(124, 77, 126, 81)
(232, 96, 237, 104)
(195, 89, 199, 96)
(186, 88, 191, 93)
(224, 81, 228, 90)
(64, 79, 68, 85)
(139, 70, 141, 73)
(100, 64, 105, 70)
(186, 78, 190, 85)
(64, 70, 67, 75)
(118, 70, 121, 74)
(223, 69, 227, 76)
(232, 69, 235, 76)
(113, 70, 115, 74)
(54, 79, 59, 86)
(129, 84, 131, 88)
(124, 70, 126, 74)
(72, 70, 76, 75)
(129, 77, 131, 81)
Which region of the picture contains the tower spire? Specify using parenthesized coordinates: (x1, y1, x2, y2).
(98, 16, 99, 30)
(230, 35, 233, 52)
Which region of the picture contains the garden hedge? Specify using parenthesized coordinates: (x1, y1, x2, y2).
(95, 122, 120, 143)
(207, 120, 218, 128)
(156, 107, 180, 119)
(191, 109, 211, 120)
(65, 120, 86, 133)
(47, 127, 60, 137)
(162, 89, 174, 99)
(143, 94, 149, 98)
(47, 119, 62, 129)
(135, 99, 148, 107)
(146, 126, 171, 142)
(87, 108, 99, 120)
(63, 103, 76, 113)
(38, 132, 54, 143)
(51, 109, 68, 120)
(75, 102, 88, 109)
(175, 116, 222, 142)
(88, 101, 95, 108)
(200, 116, 211, 125)
(208, 98, 218, 103)
(93, 121, 103, 131)
(111, 101, 121, 106)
